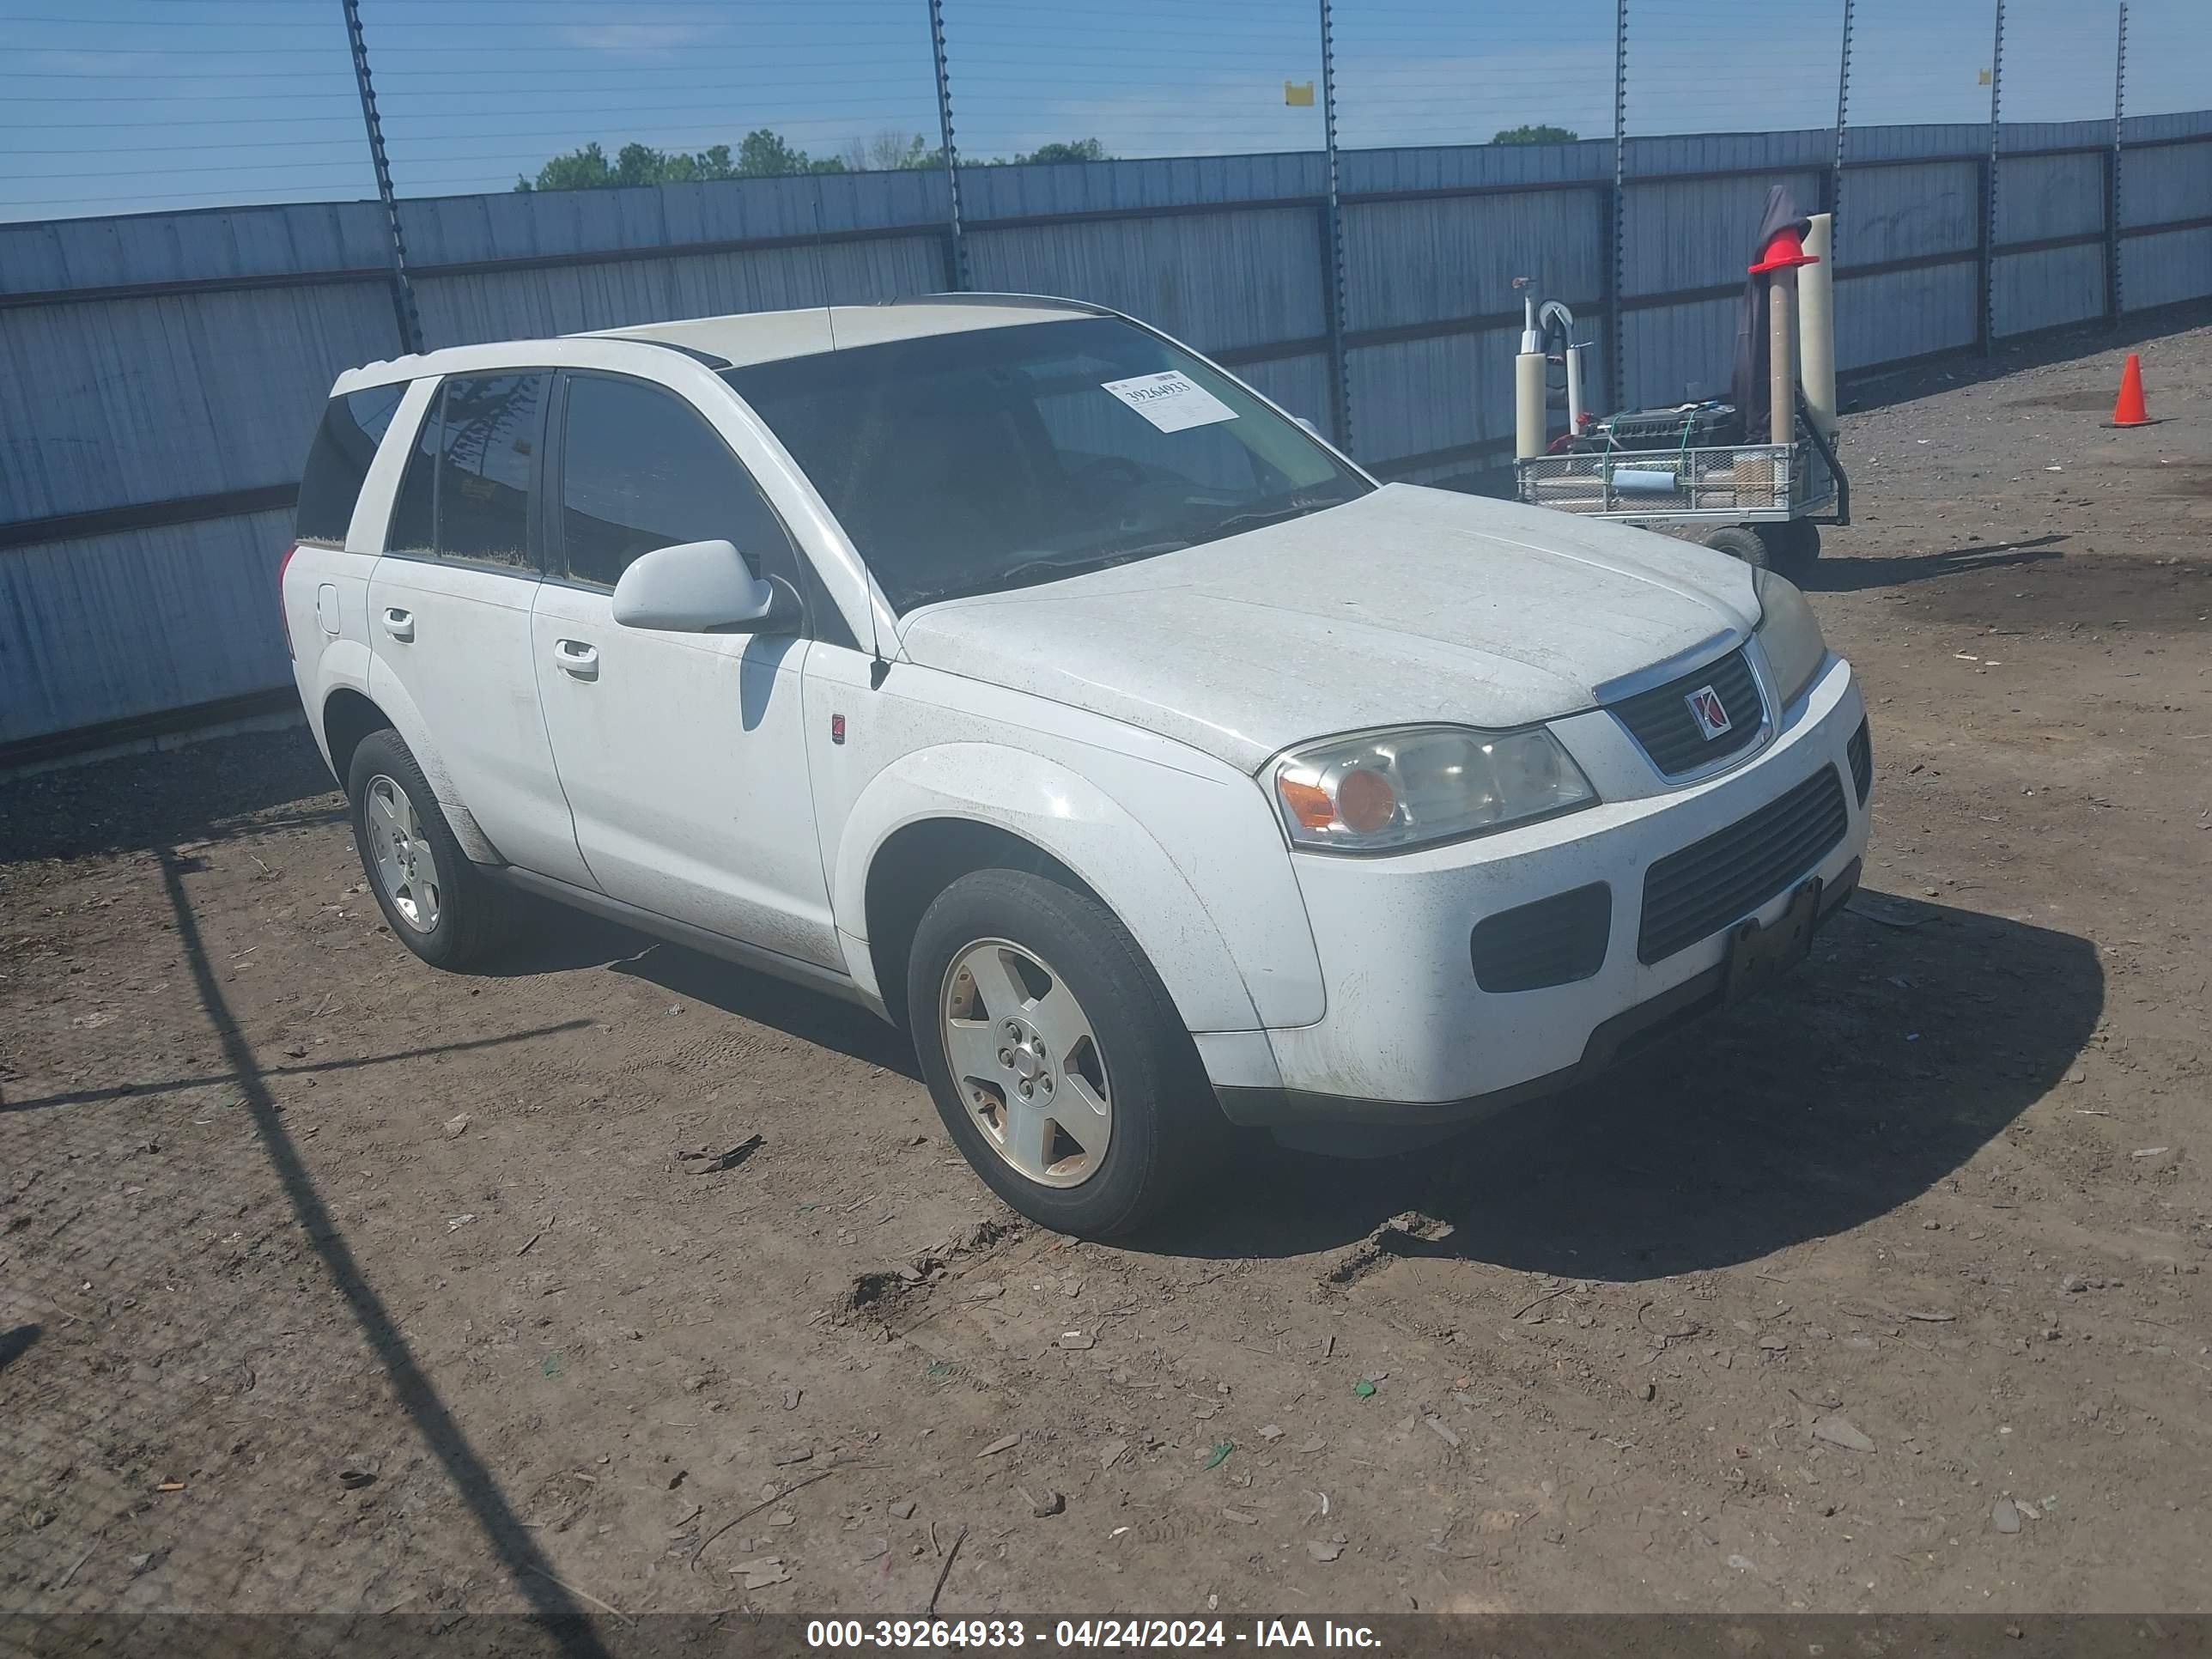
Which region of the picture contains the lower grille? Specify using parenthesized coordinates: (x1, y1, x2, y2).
(1638, 766, 1850, 964)
(1470, 882, 1612, 993)
(1848, 717, 1873, 805)
(1608, 649, 1764, 777)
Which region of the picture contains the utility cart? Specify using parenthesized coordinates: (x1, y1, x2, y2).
(1512, 406, 1849, 577)
(1508, 198, 1849, 578)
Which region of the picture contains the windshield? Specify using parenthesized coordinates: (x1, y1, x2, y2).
(722, 316, 1370, 613)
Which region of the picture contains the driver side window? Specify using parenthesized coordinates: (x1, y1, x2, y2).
(556, 374, 799, 592)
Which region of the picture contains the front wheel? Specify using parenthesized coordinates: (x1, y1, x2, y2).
(907, 869, 1221, 1238)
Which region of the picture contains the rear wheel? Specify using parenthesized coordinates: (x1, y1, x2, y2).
(907, 868, 1220, 1239)
(1702, 526, 1771, 568)
(1753, 518, 1821, 577)
(347, 728, 507, 969)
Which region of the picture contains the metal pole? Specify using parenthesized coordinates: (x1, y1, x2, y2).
(927, 0, 969, 290)
(1317, 0, 1352, 453)
(2109, 1, 2129, 320)
(340, 0, 422, 356)
(1983, 0, 2005, 354)
(1831, 0, 1854, 260)
(1610, 0, 1628, 412)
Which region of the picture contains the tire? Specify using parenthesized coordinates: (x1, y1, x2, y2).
(1702, 526, 1771, 568)
(1753, 519, 1820, 577)
(906, 868, 1222, 1239)
(346, 728, 507, 969)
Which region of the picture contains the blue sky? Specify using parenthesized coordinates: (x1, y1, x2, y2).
(1, 0, 2203, 223)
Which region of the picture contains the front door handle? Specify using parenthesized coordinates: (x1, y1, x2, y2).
(554, 638, 599, 681)
(381, 606, 415, 642)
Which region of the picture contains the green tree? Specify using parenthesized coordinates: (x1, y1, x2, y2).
(1492, 124, 1578, 145)
(734, 127, 844, 177)
(516, 130, 843, 192)
(1012, 137, 1109, 165)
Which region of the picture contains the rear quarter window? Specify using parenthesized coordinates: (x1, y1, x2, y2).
(294, 384, 407, 549)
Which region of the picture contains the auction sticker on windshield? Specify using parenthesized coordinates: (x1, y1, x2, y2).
(1100, 370, 1238, 433)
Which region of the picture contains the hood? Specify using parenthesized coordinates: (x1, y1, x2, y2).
(896, 483, 1761, 772)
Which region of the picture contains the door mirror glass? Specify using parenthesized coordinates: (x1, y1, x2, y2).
(610, 539, 793, 634)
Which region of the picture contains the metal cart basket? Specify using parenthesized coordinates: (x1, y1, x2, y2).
(1513, 411, 1850, 574)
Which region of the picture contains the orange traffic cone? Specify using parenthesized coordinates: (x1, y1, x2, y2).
(2107, 353, 2155, 428)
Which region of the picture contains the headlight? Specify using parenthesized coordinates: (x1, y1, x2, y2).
(1270, 726, 1597, 854)
(1753, 567, 1829, 708)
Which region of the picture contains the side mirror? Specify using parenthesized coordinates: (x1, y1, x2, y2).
(1293, 416, 1323, 440)
(610, 539, 798, 634)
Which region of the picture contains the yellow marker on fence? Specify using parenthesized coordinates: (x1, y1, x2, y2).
(1284, 81, 1315, 106)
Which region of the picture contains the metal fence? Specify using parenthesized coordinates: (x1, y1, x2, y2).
(3, 0, 2210, 757)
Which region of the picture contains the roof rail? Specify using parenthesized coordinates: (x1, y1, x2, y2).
(877, 291, 1118, 319)
(612, 337, 734, 371)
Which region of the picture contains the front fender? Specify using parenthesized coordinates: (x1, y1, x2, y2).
(832, 744, 1272, 1035)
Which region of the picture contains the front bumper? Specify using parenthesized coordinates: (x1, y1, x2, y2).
(1207, 653, 1869, 1127)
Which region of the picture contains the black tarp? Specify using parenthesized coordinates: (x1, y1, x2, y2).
(1730, 185, 1813, 436)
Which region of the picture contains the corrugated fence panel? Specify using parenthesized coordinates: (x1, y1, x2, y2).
(413, 237, 947, 349)
(1625, 131, 1834, 175)
(0, 508, 293, 745)
(0, 284, 398, 523)
(1339, 141, 1613, 194)
(959, 154, 1325, 219)
(1844, 124, 1989, 165)
(1835, 264, 1978, 369)
(1621, 297, 1737, 410)
(1995, 152, 2106, 244)
(1341, 191, 1607, 331)
(2119, 140, 2212, 229)
(1346, 325, 1523, 470)
(1622, 172, 1826, 296)
(2122, 226, 2212, 312)
(0, 200, 395, 296)
(964, 209, 1326, 356)
(1993, 245, 2108, 337)
(398, 170, 948, 268)
(1838, 161, 1979, 267)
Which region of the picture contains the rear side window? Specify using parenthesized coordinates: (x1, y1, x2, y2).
(294, 385, 405, 549)
(386, 373, 549, 570)
(556, 374, 799, 590)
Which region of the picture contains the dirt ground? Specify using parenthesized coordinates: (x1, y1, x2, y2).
(4, 309, 2209, 1625)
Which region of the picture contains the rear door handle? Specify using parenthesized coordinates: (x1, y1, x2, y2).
(381, 606, 415, 642)
(554, 638, 599, 681)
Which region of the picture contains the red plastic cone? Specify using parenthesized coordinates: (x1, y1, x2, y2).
(1749, 226, 1820, 274)
(2109, 354, 2152, 427)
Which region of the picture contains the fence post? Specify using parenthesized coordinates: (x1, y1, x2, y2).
(2108, 1, 2128, 322)
(340, 0, 422, 356)
(927, 0, 969, 291)
(1609, 0, 1629, 412)
(1981, 0, 2005, 354)
(1831, 0, 1855, 255)
(1316, 0, 1352, 453)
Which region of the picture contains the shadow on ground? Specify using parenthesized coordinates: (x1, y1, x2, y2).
(1144, 890, 2102, 1275)
(0, 728, 339, 865)
(1800, 533, 2069, 593)
(480, 905, 920, 1079)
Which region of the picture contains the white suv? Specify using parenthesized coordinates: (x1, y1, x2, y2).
(281, 294, 1871, 1237)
